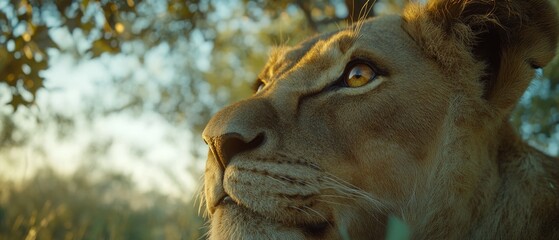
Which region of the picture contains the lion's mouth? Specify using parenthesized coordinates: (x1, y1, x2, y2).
(216, 194, 332, 237)
(298, 220, 331, 238)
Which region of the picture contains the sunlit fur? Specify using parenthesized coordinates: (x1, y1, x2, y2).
(201, 0, 559, 239)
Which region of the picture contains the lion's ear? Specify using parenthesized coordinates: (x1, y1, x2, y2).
(403, 0, 559, 112)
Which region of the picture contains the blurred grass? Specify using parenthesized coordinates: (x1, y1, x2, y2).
(0, 168, 205, 240)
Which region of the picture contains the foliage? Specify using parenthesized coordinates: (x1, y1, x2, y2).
(1, 0, 130, 109)
(511, 58, 559, 151)
(0, 168, 205, 240)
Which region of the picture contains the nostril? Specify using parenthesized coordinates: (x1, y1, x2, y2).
(216, 132, 265, 168)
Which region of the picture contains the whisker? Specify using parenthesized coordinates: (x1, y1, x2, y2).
(290, 205, 313, 218)
(317, 198, 351, 208)
(321, 174, 388, 212)
(350, 0, 356, 26)
(363, 0, 377, 21)
(348, 0, 377, 46)
(322, 186, 363, 199)
(357, 0, 368, 24)
(303, 206, 332, 227)
(320, 194, 356, 201)
(267, 175, 288, 186)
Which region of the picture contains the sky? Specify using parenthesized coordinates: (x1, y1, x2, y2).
(0, 26, 210, 201)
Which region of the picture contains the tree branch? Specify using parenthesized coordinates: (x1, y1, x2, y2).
(295, 0, 318, 32)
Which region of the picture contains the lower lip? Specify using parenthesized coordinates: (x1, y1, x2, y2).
(217, 201, 332, 238)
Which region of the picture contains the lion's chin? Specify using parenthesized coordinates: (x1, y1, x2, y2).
(209, 202, 335, 240)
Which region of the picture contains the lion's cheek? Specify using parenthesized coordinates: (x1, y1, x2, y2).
(350, 140, 422, 206)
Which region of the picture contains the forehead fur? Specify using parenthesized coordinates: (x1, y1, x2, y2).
(260, 31, 340, 81)
(260, 16, 420, 82)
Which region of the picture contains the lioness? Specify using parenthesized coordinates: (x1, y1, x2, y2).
(201, 0, 559, 239)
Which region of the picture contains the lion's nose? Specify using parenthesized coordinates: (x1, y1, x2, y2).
(205, 132, 265, 168)
(203, 99, 274, 168)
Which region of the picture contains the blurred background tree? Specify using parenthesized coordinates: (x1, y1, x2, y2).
(0, 0, 557, 239)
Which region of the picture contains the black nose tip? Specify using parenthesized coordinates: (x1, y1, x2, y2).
(208, 132, 265, 168)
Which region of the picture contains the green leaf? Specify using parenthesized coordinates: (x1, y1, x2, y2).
(7, 94, 31, 111)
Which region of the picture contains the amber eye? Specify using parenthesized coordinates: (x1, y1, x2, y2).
(344, 63, 377, 88)
(256, 83, 264, 92)
(253, 79, 265, 93)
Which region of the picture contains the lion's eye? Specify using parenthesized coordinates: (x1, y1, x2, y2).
(344, 63, 376, 88)
(256, 83, 264, 92)
(253, 79, 265, 93)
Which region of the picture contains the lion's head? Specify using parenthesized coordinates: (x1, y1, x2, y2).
(201, 0, 559, 239)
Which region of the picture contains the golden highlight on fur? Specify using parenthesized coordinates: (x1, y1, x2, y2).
(201, 0, 559, 239)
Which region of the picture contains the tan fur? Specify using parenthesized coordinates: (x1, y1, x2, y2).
(202, 0, 559, 239)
